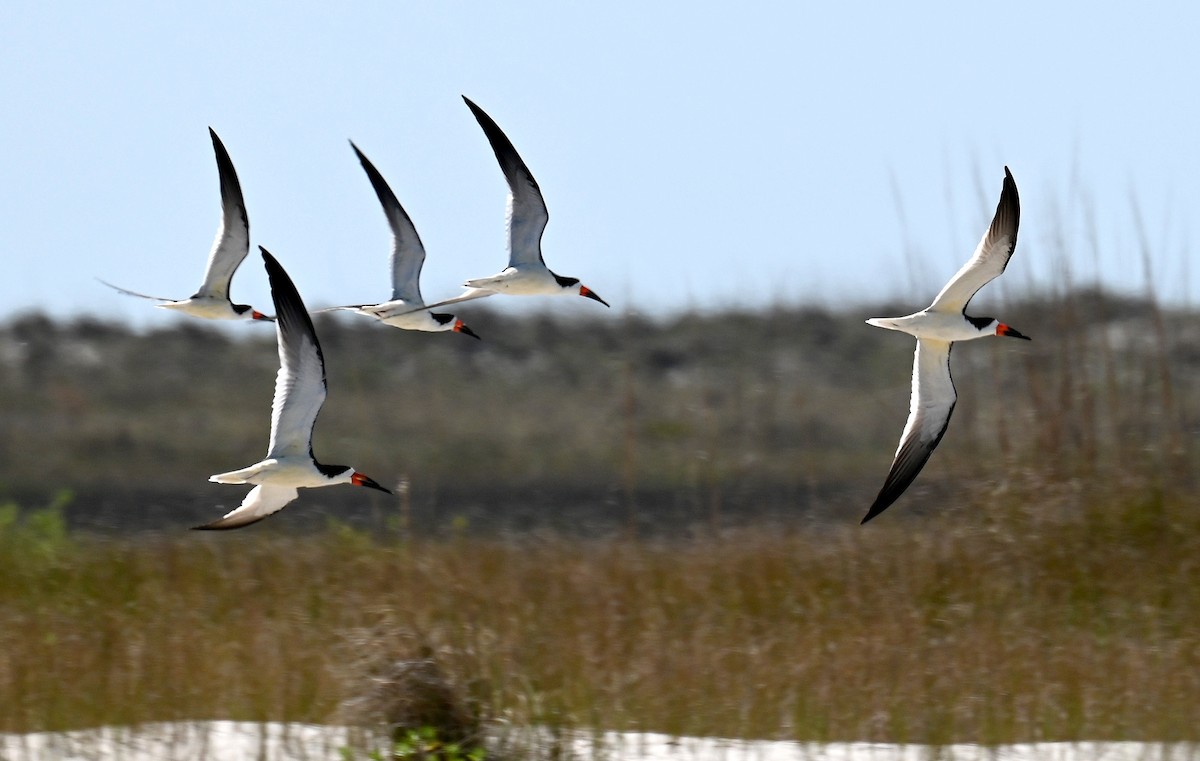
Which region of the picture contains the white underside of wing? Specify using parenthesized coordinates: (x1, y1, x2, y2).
(928, 230, 1016, 313)
(196, 133, 251, 301)
(929, 168, 1020, 313)
(267, 326, 326, 460)
(349, 141, 429, 305)
(863, 338, 958, 522)
(384, 192, 427, 304)
(895, 339, 957, 460)
(506, 190, 549, 268)
(463, 97, 549, 270)
(200, 484, 299, 529)
(390, 242, 426, 304)
(196, 218, 249, 301)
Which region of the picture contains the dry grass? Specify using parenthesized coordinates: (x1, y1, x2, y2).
(2, 491, 1198, 745)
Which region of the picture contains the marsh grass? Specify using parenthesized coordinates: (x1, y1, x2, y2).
(2, 492, 1198, 745)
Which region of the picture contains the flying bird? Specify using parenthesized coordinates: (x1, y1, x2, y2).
(862, 167, 1028, 524)
(414, 96, 609, 313)
(196, 247, 391, 530)
(99, 128, 273, 322)
(313, 142, 479, 339)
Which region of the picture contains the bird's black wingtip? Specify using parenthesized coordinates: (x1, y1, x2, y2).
(860, 494, 895, 524)
(192, 523, 248, 531)
(259, 247, 289, 297)
(461, 95, 485, 117)
(1002, 167, 1017, 192)
(208, 128, 230, 156)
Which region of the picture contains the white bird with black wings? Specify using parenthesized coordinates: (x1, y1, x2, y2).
(863, 167, 1029, 524)
(197, 248, 391, 530)
(99, 128, 273, 322)
(314, 141, 480, 338)
(415, 96, 609, 313)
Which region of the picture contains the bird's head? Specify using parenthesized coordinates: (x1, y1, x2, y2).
(234, 303, 275, 322)
(994, 322, 1031, 340)
(578, 284, 609, 307)
(350, 471, 392, 493)
(432, 312, 481, 340)
(319, 463, 393, 493)
(551, 273, 609, 307)
(967, 314, 1031, 340)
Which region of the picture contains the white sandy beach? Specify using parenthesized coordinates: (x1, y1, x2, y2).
(1, 722, 1196, 761)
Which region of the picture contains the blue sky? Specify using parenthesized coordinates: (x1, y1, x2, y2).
(3, 2, 1198, 326)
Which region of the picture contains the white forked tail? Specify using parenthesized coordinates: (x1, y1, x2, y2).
(208, 463, 267, 484)
(866, 316, 910, 332)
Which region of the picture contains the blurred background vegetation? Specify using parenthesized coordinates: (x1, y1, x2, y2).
(0, 287, 1195, 535)
(3, 288, 1200, 746)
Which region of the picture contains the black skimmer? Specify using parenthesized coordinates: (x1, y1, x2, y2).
(862, 166, 1028, 524)
(196, 247, 391, 530)
(414, 96, 609, 313)
(99, 128, 273, 322)
(313, 142, 480, 338)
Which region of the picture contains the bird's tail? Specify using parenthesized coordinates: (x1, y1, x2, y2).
(209, 464, 264, 484)
(309, 305, 367, 314)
